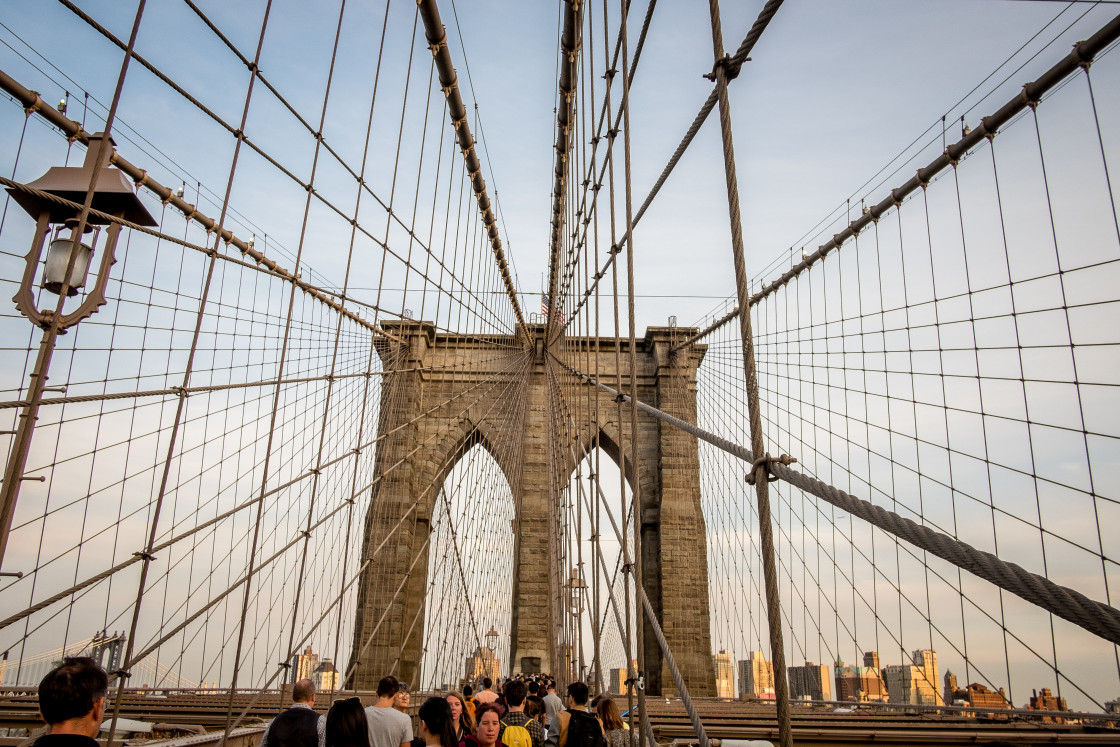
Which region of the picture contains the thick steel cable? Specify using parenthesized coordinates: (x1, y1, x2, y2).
(219, 350, 532, 726)
(416, 0, 529, 343)
(706, 1, 790, 744)
(1, 348, 525, 639)
(54, 0, 470, 307)
(674, 9, 1120, 352)
(563, 0, 785, 329)
(546, 0, 584, 341)
(555, 357, 1120, 648)
(560, 387, 708, 747)
(0, 70, 509, 340)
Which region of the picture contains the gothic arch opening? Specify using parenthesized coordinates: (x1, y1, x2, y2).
(419, 434, 515, 691)
(562, 434, 637, 688)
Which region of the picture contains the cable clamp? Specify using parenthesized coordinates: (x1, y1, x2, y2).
(112, 669, 132, 680)
(24, 91, 42, 115)
(613, 393, 627, 404)
(171, 386, 187, 397)
(744, 453, 796, 485)
(278, 662, 292, 669)
(301, 530, 312, 540)
(704, 53, 745, 83)
(133, 551, 157, 561)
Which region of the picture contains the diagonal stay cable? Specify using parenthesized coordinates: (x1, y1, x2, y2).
(562, 0, 784, 329)
(553, 354, 1120, 648)
(673, 10, 1120, 352)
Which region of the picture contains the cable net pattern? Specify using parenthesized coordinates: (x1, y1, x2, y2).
(0, 3, 1118, 742)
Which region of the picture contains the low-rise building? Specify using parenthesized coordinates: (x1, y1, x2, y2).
(789, 661, 831, 701)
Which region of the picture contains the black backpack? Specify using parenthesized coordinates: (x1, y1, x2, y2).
(565, 709, 605, 747)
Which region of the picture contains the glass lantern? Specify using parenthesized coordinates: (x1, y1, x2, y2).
(43, 223, 99, 296)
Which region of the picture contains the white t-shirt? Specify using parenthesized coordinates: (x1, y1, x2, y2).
(365, 705, 414, 747)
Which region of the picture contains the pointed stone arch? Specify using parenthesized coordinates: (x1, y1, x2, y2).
(349, 321, 715, 696)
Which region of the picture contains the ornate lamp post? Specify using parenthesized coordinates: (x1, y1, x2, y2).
(0, 133, 156, 567)
(485, 625, 499, 680)
(564, 567, 587, 683)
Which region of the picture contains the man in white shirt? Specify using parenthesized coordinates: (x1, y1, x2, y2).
(365, 676, 413, 747)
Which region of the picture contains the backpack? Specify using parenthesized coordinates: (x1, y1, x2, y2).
(564, 710, 605, 747)
(501, 721, 532, 747)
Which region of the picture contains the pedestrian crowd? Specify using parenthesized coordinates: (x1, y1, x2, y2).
(29, 659, 635, 747)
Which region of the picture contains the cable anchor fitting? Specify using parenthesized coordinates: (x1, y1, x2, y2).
(745, 452, 797, 485)
(704, 53, 746, 82)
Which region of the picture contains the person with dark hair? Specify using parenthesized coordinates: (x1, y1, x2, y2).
(261, 679, 326, 747)
(543, 683, 603, 747)
(417, 697, 457, 747)
(393, 684, 424, 747)
(365, 676, 413, 747)
(499, 679, 541, 747)
(593, 699, 630, 747)
(461, 686, 477, 724)
(523, 696, 545, 733)
(473, 704, 503, 747)
(327, 698, 372, 747)
(527, 681, 539, 697)
(475, 678, 498, 705)
(33, 657, 108, 747)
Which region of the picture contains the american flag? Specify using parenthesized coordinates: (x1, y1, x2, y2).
(541, 293, 565, 324)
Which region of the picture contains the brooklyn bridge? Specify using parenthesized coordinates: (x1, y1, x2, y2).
(1, 1, 1119, 745)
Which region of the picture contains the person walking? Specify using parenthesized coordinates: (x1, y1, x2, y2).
(593, 699, 630, 747)
(326, 697, 372, 747)
(499, 680, 541, 747)
(541, 682, 562, 735)
(473, 704, 503, 747)
(543, 683, 604, 747)
(475, 678, 498, 705)
(261, 679, 326, 747)
(446, 692, 475, 747)
(393, 684, 424, 747)
(30, 657, 107, 747)
(365, 677, 414, 747)
(417, 698, 458, 747)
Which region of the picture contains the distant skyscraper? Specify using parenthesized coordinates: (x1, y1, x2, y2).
(944, 670, 959, 706)
(788, 661, 831, 701)
(835, 655, 887, 702)
(464, 645, 501, 682)
(882, 650, 942, 706)
(713, 649, 734, 698)
(738, 651, 775, 699)
(291, 645, 320, 684)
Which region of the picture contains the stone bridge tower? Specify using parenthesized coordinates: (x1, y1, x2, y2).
(348, 321, 715, 696)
